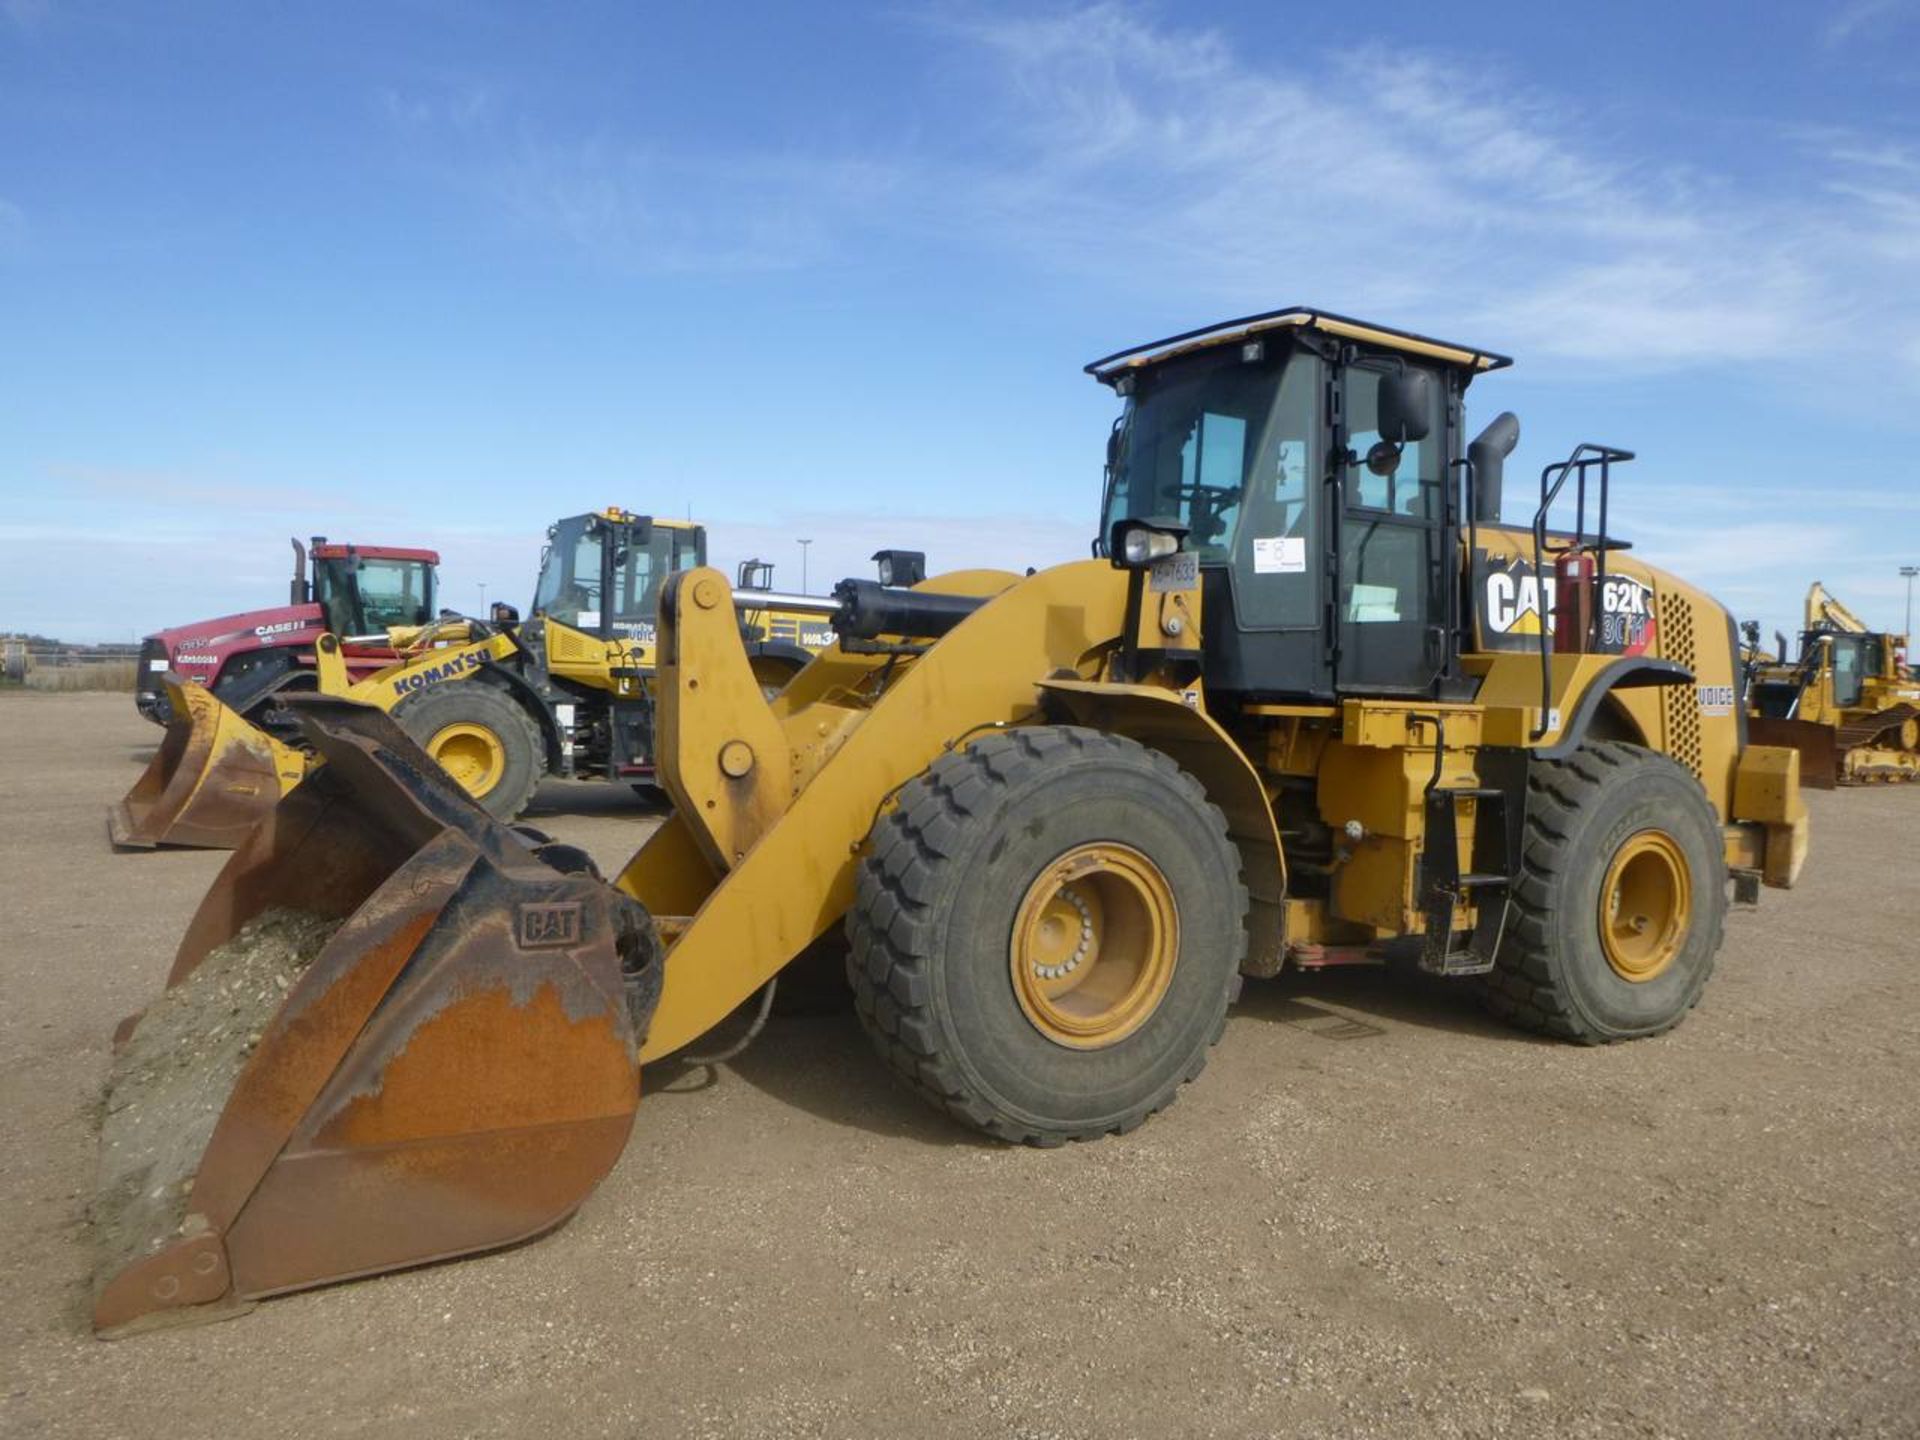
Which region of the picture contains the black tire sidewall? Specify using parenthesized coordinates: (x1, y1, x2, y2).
(395, 682, 541, 819)
(919, 749, 1241, 1133)
(1534, 760, 1724, 1037)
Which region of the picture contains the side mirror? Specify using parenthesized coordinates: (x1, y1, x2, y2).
(491, 601, 520, 626)
(1377, 367, 1434, 445)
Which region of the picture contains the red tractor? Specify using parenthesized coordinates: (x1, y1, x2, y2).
(135, 537, 441, 725)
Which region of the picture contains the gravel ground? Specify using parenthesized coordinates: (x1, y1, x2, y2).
(2, 691, 1916, 1440)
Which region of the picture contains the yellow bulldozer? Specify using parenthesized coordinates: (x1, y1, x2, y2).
(1747, 582, 1920, 786)
(92, 307, 1809, 1336)
(110, 509, 841, 849)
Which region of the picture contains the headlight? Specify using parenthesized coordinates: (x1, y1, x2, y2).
(1121, 528, 1177, 565)
(870, 549, 926, 587)
(1111, 518, 1188, 570)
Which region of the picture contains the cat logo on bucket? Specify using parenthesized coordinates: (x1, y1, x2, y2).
(516, 901, 583, 950)
(391, 652, 475, 697)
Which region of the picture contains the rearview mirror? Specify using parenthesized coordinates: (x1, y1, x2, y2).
(1378, 367, 1433, 445)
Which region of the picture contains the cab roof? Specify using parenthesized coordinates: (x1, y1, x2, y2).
(1085, 306, 1513, 384)
(588, 507, 702, 531)
(311, 543, 440, 564)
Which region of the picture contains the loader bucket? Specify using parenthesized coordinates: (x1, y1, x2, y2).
(93, 696, 662, 1336)
(1747, 716, 1840, 791)
(108, 675, 313, 850)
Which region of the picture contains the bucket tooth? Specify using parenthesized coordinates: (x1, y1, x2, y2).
(108, 676, 311, 851)
(93, 698, 663, 1336)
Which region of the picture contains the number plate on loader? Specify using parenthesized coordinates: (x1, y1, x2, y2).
(1149, 553, 1199, 593)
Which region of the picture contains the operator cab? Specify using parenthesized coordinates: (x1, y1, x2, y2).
(307, 542, 438, 637)
(532, 510, 708, 640)
(1091, 308, 1512, 702)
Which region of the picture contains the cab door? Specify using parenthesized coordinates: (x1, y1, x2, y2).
(1334, 360, 1449, 694)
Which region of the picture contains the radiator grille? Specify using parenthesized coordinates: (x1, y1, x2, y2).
(1660, 592, 1703, 777)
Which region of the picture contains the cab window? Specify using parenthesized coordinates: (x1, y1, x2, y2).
(1343, 366, 1440, 518)
(355, 559, 431, 630)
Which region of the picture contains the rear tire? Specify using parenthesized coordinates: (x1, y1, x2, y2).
(846, 726, 1247, 1144)
(395, 682, 543, 820)
(1483, 741, 1726, 1043)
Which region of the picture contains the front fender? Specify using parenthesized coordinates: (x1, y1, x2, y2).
(1037, 679, 1286, 977)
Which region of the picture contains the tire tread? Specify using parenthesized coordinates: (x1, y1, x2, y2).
(845, 726, 1246, 1145)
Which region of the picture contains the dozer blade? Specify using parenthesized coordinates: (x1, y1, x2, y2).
(108, 675, 313, 850)
(93, 696, 662, 1337)
(1747, 716, 1840, 791)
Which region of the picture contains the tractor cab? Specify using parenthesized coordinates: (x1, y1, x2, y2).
(301, 540, 439, 637)
(1090, 308, 1517, 704)
(532, 510, 708, 641)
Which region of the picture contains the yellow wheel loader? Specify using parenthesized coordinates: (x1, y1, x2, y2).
(1747, 582, 1920, 786)
(92, 308, 1809, 1336)
(109, 510, 839, 849)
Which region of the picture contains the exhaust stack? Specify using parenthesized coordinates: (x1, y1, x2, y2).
(1469, 411, 1521, 524)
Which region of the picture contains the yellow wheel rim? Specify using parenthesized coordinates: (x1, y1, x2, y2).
(1599, 830, 1691, 983)
(427, 721, 507, 799)
(1009, 843, 1178, 1050)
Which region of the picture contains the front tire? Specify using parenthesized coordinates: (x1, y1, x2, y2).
(394, 682, 544, 820)
(1483, 741, 1727, 1043)
(846, 726, 1248, 1144)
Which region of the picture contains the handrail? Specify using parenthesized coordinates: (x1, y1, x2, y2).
(1530, 443, 1635, 738)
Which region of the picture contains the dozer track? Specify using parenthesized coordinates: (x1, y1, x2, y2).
(1833, 703, 1920, 782)
(93, 697, 662, 1335)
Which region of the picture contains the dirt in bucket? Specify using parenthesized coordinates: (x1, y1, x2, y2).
(91, 907, 343, 1295)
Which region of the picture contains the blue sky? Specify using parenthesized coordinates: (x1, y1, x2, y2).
(3, 0, 1918, 643)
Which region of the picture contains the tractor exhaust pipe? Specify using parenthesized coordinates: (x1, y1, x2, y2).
(1469, 412, 1521, 524)
(290, 537, 308, 606)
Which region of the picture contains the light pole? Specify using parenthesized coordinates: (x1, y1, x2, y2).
(798, 538, 813, 594)
(477, 581, 488, 615)
(1902, 566, 1918, 641)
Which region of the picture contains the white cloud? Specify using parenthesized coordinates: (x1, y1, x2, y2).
(1824, 0, 1907, 47)
(388, 5, 1920, 384)
(929, 8, 1916, 380)
(486, 141, 903, 274)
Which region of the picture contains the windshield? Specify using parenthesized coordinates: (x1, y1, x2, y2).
(533, 515, 604, 630)
(533, 516, 697, 636)
(315, 556, 434, 634)
(355, 559, 433, 630)
(1100, 349, 1307, 563)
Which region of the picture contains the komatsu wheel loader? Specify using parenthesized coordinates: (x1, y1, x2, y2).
(91, 308, 1808, 1336)
(1747, 582, 1920, 786)
(110, 510, 834, 849)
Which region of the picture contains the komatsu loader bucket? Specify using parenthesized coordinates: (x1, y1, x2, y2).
(108, 675, 313, 850)
(1747, 716, 1841, 791)
(93, 697, 662, 1337)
